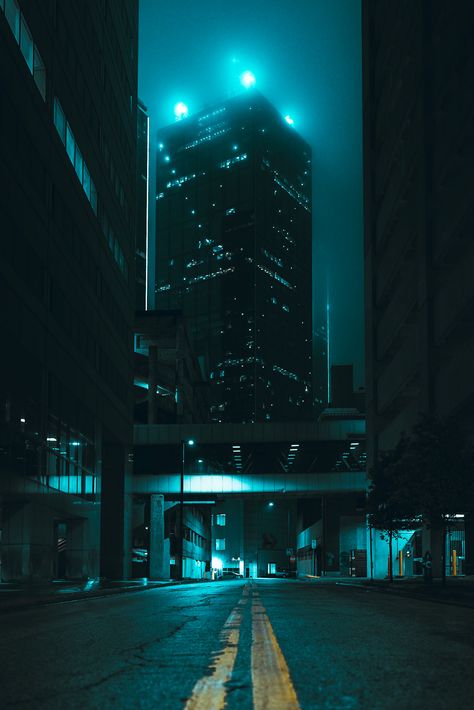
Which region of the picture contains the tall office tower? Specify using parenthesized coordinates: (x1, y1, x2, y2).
(0, 1, 138, 580)
(135, 99, 149, 310)
(363, 3, 474, 568)
(155, 91, 313, 423)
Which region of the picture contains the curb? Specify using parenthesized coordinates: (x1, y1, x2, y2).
(0, 578, 214, 614)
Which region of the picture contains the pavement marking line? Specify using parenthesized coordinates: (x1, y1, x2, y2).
(251, 589, 301, 710)
(184, 585, 248, 710)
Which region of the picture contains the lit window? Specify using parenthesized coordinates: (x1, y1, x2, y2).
(66, 124, 75, 164)
(216, 514, 226, 526)
(90, 180, 97, 214)
(33, 47, 46, 99)
(53, 99, 66, 145)
(20, 16, 33, 71)
(74, 146, 83, 182)
(216, 538, 226, 551)
(82, 164, 91, 200)
(5, 0, 20, 42)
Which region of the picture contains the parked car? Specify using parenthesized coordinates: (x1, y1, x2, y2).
(217, 571, 242, 580)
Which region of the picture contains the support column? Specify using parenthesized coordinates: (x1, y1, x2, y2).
(149, 494, 165, 579)
(100, 441, 131, 579)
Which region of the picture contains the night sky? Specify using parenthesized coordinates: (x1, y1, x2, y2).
(138, 0, 364, 389)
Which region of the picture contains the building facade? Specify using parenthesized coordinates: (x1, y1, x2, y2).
(135, 99, 149, 310)
(0, 0, 138, 580)
(155, 91, 313, 424)
(363, 1, 474, 572)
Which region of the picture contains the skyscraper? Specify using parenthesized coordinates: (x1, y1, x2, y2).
(363, 1, 474, 571)
(155, 91, 313, 423)
(0, 0, 138, 580)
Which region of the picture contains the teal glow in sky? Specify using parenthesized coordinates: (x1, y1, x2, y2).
(139, 0, 364, 388)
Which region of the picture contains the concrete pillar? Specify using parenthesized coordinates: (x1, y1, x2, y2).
(100, 441, 131, 579)
(149, 494, 165, 579)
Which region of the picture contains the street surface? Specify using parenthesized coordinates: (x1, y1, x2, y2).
(1, 579, 473, 709)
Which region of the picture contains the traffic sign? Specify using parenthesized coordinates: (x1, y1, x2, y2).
(311, 539, 317, 549)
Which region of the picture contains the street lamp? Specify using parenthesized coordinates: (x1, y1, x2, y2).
(179, 438, 195, 580)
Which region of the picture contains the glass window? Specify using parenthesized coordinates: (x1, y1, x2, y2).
(90, 180, 97, 214)
(33, 46, 46, 100)
(216, 538, 225, 551)
(5, 0, 20, 42)
(66, 124, 75, 164)
(74, 145, 83, 182)
(216, 514, 226, 526)
(20, 16, 33, 71)
(53, 99, 66, 145)
(82, 164, 91, 200)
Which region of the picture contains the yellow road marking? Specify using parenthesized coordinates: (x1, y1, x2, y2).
(184, 586, 248, 710)
(251, 590, 301, 710)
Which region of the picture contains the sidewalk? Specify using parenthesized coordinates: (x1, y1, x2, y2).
(299, 573, 474, 608)
(0, 577, 211, 614)
(351, 576, 474, 608)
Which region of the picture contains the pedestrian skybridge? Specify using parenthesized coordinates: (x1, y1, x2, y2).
(133, 419, 367, 498)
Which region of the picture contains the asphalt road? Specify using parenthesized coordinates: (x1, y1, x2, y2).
(1, 579, 473, 709)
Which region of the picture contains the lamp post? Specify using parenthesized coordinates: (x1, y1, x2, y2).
(179, 438, 194, 580)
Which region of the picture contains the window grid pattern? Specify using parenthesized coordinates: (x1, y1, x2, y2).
(53, 98, 128, 280)
(1, 0, 46, 100)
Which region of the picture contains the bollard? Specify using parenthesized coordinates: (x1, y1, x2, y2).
(398, 550, 403, 576)
(452, 549, 457, 577)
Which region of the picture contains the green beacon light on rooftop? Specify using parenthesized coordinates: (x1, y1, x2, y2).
(284, 114, 295, 126)
(240, 70, 256, 89)
(174, 101, 189, 120)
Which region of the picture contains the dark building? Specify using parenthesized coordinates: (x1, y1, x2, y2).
(0, 0, 138, 580)
(155, 90, 313, 424)
(134, 310, 209, 425)
(135, 99, 149, 310)
(363, 2, 474, 570)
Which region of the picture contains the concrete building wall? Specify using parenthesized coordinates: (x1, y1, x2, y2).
(0, 1, 138, 581)
(363, 1, 474, 572)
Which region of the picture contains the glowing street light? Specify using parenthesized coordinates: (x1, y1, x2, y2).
(174, 101, 189, 120)
(240, 70, 256, 89)
(284, 114, 295, 126)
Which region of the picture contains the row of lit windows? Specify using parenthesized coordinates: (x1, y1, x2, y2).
(272, 365, 299, 381)
(53, 98, 128, 279)
(53, 98, 98, 213)
(188, 265, 235, 285)
(256, 263, 294, 290)
(273, 174, 311, 212)
(262, 248, 283, 268)
(180, 127, 230, 152)
(3, 2, 129, 282)
(1, 0, 46, 100)
(198, 106, 226, 124)
(165, 170, 205, 189)
(219, 153, 248, 169)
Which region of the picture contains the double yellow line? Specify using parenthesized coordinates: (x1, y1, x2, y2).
(185, 584, 300, 710)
